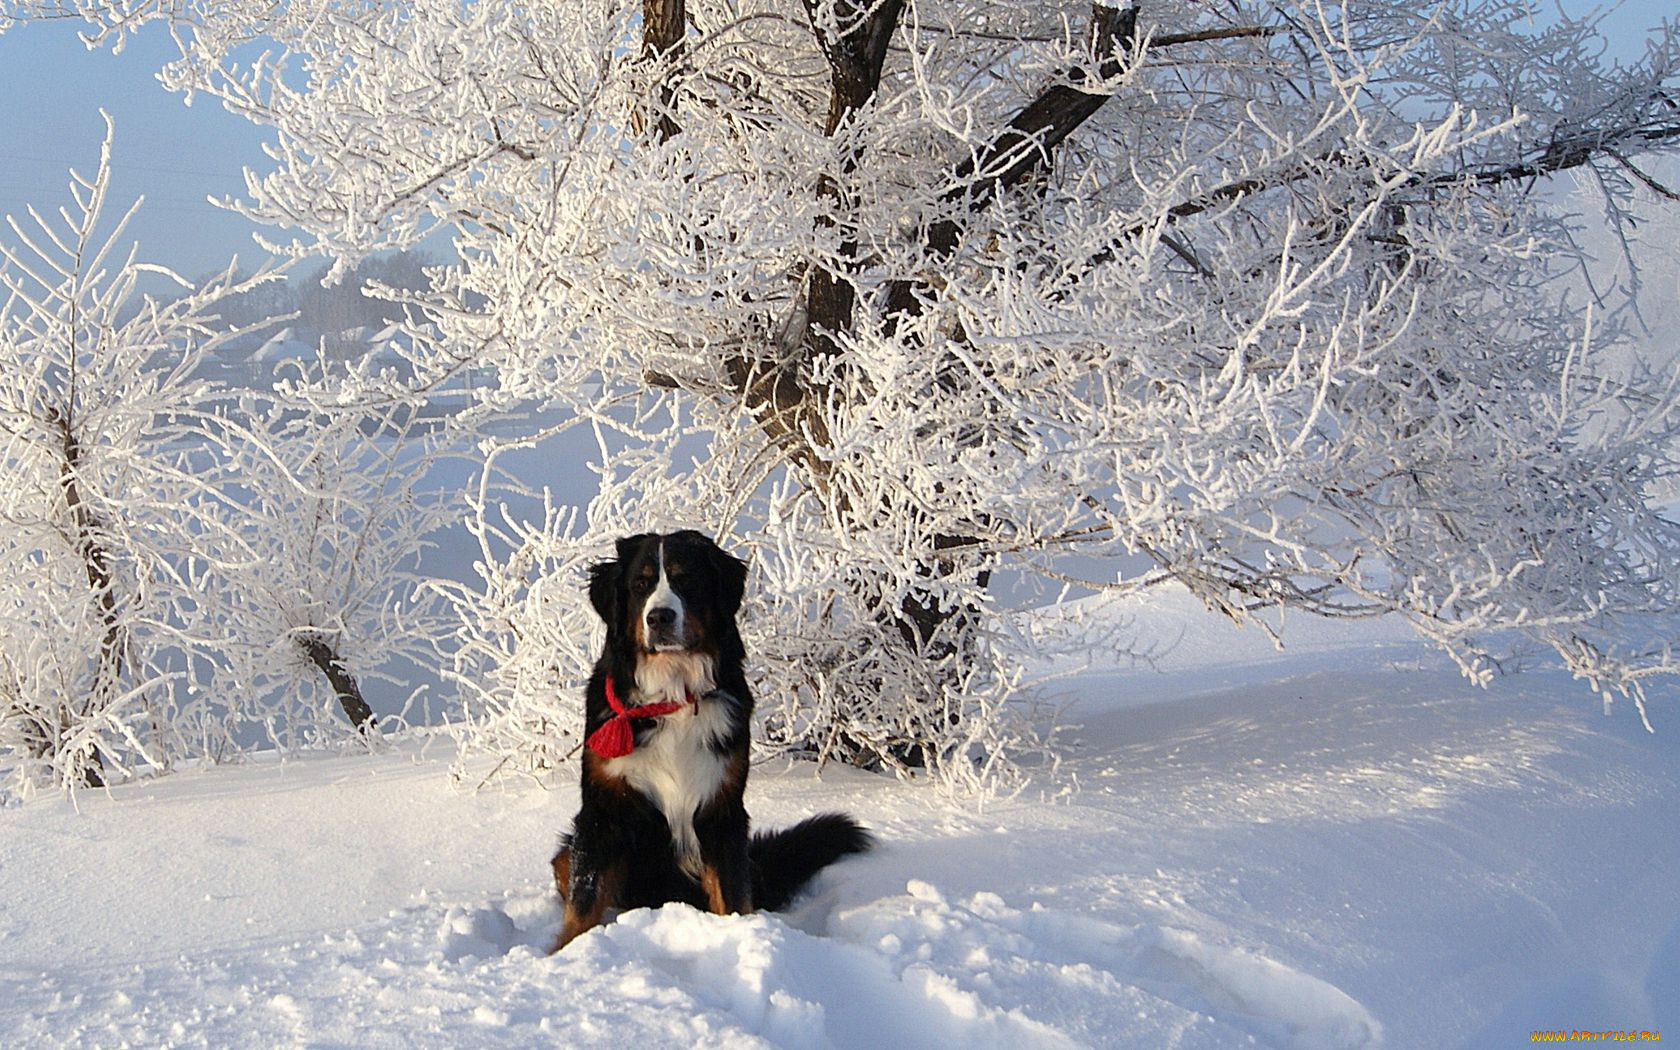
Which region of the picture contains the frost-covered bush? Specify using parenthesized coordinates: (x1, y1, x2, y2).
(26, 0, 1680, 791)
(0, 119, 279, 792)
(189, 383, 458, 752)
(0, 120, 461, 797)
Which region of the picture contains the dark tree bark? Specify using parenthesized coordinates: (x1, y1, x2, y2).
(801, 0, 908, 362)
(638, 0, 687, 143)
(709, 0, 908, 489)
(298, 634, 378, 737)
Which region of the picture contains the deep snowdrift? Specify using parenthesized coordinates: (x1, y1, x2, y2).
(3, 588, 1676, 1048)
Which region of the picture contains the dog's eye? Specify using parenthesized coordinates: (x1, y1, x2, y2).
(631, 575, 654, 594)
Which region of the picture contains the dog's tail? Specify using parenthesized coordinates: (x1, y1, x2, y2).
(750, 812, 873, 912)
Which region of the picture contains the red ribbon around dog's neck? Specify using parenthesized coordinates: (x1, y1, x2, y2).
(586, 677, 690, 759)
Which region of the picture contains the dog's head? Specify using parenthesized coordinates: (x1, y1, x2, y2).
(588, 530, 748, 655)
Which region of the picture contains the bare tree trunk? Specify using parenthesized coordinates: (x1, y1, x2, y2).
(802, 0, 906, 364)
(298, 634, 378, 737)
(56, 412, 115, 787)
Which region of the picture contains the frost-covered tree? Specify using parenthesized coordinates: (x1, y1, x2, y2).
(190, 376, 458, 749)
(0, 117, 278, 791)
(0, 116, 462, 797)
(28, 0, 1680, 789)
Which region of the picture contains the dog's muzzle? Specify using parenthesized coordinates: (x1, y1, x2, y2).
(644, 604, 688, 650)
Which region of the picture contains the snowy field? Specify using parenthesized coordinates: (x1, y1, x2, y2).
(2, 587, 1676, 1049)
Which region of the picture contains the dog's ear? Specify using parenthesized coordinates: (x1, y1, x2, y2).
(718, 548, 748, 618)
(587, 560, 619, 629)
(615, 533, 652, 564)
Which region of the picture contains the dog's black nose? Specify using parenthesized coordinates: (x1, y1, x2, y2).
(646, 606, 678, 629)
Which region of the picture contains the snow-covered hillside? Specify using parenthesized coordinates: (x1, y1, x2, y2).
(3, 589, 1676, 1048)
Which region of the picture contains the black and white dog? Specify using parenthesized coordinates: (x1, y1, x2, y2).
(550, 530, 871, 950)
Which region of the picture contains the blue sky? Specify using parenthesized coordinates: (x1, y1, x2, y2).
(0, 6, 1670, 280)
(0, 19, 270, 278)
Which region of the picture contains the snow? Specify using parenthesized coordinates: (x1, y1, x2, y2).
(4, 587, 1677, 1048)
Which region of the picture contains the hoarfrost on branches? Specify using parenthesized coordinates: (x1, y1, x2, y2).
(0, 116, 280, 791)
(189, 382, 458, 751)
(0, 117, 459, 798)
(17, 0, 1680, 790)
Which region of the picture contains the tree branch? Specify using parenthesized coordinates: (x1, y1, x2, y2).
(889, 21, 1271, 51)
(720, 351, 834, 488)
(805, 0, 908, 136)
(1150, 25, 1277, 48)
(52, 407, 116, 787)
(1608, 148, 1680, 202)
(944, 4, 1139, 212)
(1459, 119, 1680, 189)
(885, 3, 1139, 325)
(1078, 111, 1680, 276)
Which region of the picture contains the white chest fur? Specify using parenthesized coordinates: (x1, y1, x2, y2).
(602, 653, 734, 873)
